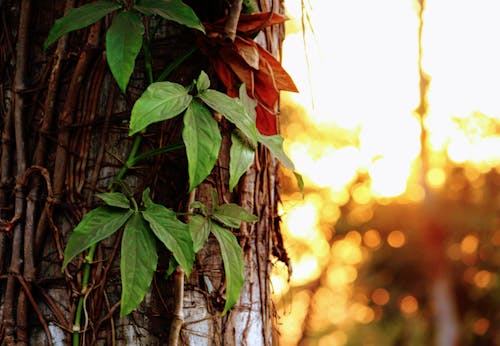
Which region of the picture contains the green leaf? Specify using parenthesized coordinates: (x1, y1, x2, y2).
(198, 89, 258, 147)
(257, 134, 295, 170)
(210, 223, 245, 315)
(142, 188, 154, 209)
(120, 213, 158, 316)
(135, 0, 205, 33)
(165, 257, 178, 277)
(239, 83, 257, 122)
(95, 192, 131, 209)
(44, 0, 121, 49)
(63, 207, 133, 269)
(229, 132, 255, 191)
(189, 201, 207, 216)
(213, 203, 258, 228)
(189, 214, 211, 252)
(142, 204, 194, 276)
(129, 81, 192, 135)
(106, 11, 144, 93)
(258, 134, 304, 190)
(182, 100, 221, 191)
(196, 71, 210, 93)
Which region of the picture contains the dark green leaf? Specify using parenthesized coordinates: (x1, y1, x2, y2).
(142, 205, 194, 276)
(165, 257, 178, 277)
(198, 89, 258, 147)
(95, 192, 131, 209)
(106, 11, 144, 93)
(294, 172, 305, 192)
(229, 132, 255, 191)
(120, 213, 157, 316)
(210, 223, 245, 315)
(183, 100, 221, 191)
(196, 71, 210, 93)
(189, 214, 211, 252)
(135, 0, 205, 33)
(257, 133, 295, 170)
(213, 203, 258, 228)
(142, 188, 154, 209)
(63, 207, 133, 269)
(129, 82, 192, 135)
(44, 1, 121, 49)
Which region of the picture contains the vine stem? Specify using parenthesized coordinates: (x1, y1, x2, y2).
(3, 0, 30, 343)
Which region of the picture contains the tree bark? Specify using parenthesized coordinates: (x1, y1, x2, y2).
(0, 0, 287, 344)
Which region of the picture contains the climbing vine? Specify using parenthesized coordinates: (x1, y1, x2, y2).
(41, 0, 301, 343)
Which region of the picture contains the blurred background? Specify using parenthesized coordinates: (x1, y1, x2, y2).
(273, 1, 500, 345)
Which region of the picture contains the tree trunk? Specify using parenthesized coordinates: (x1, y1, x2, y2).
(0, 0, 287, 344)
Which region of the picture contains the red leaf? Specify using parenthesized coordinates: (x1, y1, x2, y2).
(234, 36, 259, 70)
(236, 12, 289, 33)
(256, 44, 298, 92)
(254, 57, 279, 109)
(210, 12, 288, 34)
(256, 104, 278, 135)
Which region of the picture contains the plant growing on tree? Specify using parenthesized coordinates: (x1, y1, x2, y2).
(44, 0, 301, 343)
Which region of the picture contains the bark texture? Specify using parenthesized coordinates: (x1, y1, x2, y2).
(0, 0, 287, 344)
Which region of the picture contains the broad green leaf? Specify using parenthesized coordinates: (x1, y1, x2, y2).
(229, 132, 255, 191)
(258, 134, 304, 190)
(135, 0, 205, 33)
(213, 203, 258, 228)
(198, 89, 258, 147)
(189, 214, 211, 252)
(44, 1, 121, 49)
(142, 204, 194, 276)
(106, 11, 144, 93)
(196, 71, 210, 93)
(257, 134, 295, 170)
(95, 192, 130, 209)
(239, 83, 257, 121)
(210, 223, 245, 315)
(63, 207, 133, 269)
(120, 213, 157, 316)
(129, 82, 192, 135)
(183, 100, 221, 191)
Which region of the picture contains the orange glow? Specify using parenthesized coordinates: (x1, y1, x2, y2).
(363, 230, 382, 249)
(473, 318, 490, 335)
(461, 234, 479, 255)
(473, 270, 493, 288)
(387, 230, 406, 248)
(350, 303, 375, 324)
(399, 295, 419, 315)
(371, 288, 390, 306)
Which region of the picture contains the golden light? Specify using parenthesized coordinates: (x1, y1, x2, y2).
(275, 0, 500, 343)
(387, 230, 406, 248)
(282, 200, 318, 240)
(399, 295, 419, 315)
(331, 237, 363, 265)
(291, 254, 321, 286)
(319, 331, 347, 346)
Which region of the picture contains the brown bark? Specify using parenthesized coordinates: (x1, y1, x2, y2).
(0, 0, 287, 344)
